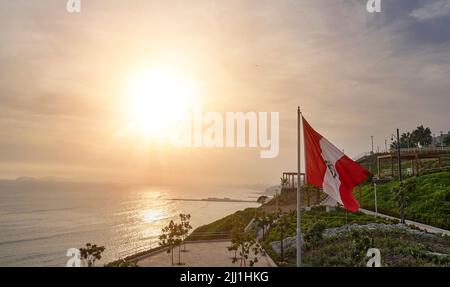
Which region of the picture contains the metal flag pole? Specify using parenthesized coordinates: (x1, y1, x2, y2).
(296, 106, 302, 267)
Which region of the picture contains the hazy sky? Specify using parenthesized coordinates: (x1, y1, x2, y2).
(0, 0, 449, 185)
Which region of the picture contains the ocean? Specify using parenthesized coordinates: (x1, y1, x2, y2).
(0, 180, 260, 267)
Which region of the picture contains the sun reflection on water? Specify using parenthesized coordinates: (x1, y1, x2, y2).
(141, 208, 169, 223)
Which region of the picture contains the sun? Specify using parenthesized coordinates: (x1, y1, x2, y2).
(125, 68, 199, 139)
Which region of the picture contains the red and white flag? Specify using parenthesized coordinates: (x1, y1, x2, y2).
(303, 117, 369, 212)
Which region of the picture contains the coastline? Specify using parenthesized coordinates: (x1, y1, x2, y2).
(107, 206, 261, 266)
(107, 187, 276, 266)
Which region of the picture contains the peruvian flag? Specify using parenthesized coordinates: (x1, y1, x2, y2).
(303, 117, 369, 212)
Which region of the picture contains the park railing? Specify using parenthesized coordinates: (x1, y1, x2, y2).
(354, 146, 450, 162)
(396, 146, 450, 153)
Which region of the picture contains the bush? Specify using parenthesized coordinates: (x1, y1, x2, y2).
(304, 220, 326, 248)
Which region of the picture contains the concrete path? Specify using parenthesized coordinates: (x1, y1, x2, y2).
(137, 240, 277, 267)
(359, 208, 450, 236)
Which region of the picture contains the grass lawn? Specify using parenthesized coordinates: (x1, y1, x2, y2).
(188, 208, 260, 240)
(359, 172, 450, 229)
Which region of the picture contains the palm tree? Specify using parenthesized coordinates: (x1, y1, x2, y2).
(411, 125, 432, 147)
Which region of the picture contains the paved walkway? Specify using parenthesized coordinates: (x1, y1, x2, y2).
(359, 208, 450, 236)
(137, 240, 277, 267)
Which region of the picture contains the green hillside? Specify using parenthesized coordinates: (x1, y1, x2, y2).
(262, 207, 450, 267)
(359, 172, 450, 229)
(188, 208, 259, 240)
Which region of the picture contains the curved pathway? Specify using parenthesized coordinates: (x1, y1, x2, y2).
(359, 208, 450, 236)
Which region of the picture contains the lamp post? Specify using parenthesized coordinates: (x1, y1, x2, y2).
(397, 129, 403, 183)
(371, 136, 374, 154)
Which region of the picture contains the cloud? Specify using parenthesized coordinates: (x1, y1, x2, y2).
(0, 0, 449, 183)
(410, 0, 450, 21)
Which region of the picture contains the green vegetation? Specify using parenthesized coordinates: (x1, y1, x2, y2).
(360, 172, 450, 229)
(158, 213, 192, 266)
(359, 153, 450, 179)
(391, 125, 432, 149)
(302, 229, 449, 267)
(159, 220, 181, 266)
(188, 208, 260, 241)
(261, 207, 449, 267)
(262, 207, 391, 266)
(106, 259, 138, 267)
(228, 218, 262, 267)
(180, 213, 193, 251)
(444, 135, 450, 146)
(263, 184, 326, 210)
(262, 207, 395, 248)
(159, 170, 450, 267)
(257, 195, 269, 204)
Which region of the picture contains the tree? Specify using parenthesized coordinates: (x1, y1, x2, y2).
(391, 132, 414, 149)
(411, 125, 432, 147)
(79, 243, 105, 267)
(257, 212, 272, 240)
(257, 195, 268, 204)
(443, 135, 450, 146)
(401, 132, 413, 148)
(237, 233, 262, 267)
(179, 213, 192, 252)
(390, 126, 433, 149)
(274, 210, 291, 262)
(227, 218, 243, 260)
(227, 244, 239, 261)
(159, 220, 182, 266)
(228, 219, 262, 267)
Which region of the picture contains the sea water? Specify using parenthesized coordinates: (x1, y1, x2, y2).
(0, 180, 260, 266)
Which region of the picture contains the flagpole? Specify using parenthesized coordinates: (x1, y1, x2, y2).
(297, 106, 302, 267)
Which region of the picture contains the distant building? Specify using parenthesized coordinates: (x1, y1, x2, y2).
(432, 131, 450, 147)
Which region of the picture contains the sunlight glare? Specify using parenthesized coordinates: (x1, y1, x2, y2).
(141, 208, 169, 223)
(126, 68, 198, 139)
